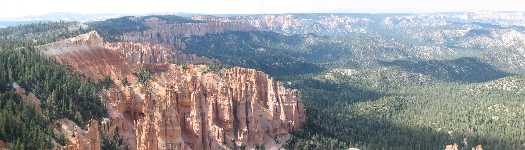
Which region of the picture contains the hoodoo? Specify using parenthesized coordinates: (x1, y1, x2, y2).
(39, 31, 305, 150)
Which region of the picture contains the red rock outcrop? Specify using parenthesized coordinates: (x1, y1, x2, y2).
(12, 82, 41, 113)
(445, 144, 459, 150)
(444, 144, 483, 150)
(40, 31, 305, 150)
(39, 31, 133, 80)
(0, 140, 7, 150)
(53, 119, 101, 150)
(40, 31, 104, 55)
(104, 65, 304, 150)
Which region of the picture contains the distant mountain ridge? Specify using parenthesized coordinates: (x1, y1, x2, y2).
(2, 11, 525, 149)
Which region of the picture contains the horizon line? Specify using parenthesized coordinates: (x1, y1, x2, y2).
(1, 10, 524, 21)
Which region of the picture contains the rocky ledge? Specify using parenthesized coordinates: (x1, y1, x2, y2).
(39, 31, 305, 150)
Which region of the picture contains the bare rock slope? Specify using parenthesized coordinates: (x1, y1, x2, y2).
(39, 31, 305, 150)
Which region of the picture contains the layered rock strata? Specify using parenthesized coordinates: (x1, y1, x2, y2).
(39, 31, 305, 150)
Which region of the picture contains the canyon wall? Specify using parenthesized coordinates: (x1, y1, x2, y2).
(39, 31, 305, 150)
(115, 15, 368, 51)
(105, 65, 304, 150)
(121, 17, 258, 47)
(105, 42, 217, 65)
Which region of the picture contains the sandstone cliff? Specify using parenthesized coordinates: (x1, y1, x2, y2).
(121, 16, 258, 47)
(115, 15, 368, 51)
(39, 31, 305, 150)
(53, 119, 101, 150)
(39, 30, 132, 80)
(40, 31, 104, 55)
(104, 65, 304, 150)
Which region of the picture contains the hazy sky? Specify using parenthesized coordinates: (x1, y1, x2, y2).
(1, 0, 525, 18)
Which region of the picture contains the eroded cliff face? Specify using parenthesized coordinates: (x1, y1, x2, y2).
(53, 119, 101, 150)
(38, 31, 133, 80)
(40, 31, 305, 150)
(121, 17, 258, 47)
(105, 65, 304, 150)
(115, 15, 368, 51)
(192, 15, 303, 32)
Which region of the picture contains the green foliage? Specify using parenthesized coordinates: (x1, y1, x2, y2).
(382, 57, 509, 83)
(182, 31, 323, 76)
(0, 47, 107, 124)
(0, 21, 89, 45)
(284, 72, 525, 149)
(0, 92, 52, 149)
(101, 130, 126, 150)
(121, 78, 130, 87)
(166, 24, 521, 149)
(254, 144, 266, 150)
(0, 40, 108, 148)
(100, 76, 114, 89)
(181, 64, 189, 70)
(0, 21, 108, 149)
(55, 133, 67, 146)
(2, 14, 524, 150)
(89, 17, 149, 41)
(203, 63, 231, 73)
(89, 15, 200, 41)
(134, 68, 152, 85)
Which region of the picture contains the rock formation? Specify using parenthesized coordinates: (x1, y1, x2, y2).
(12, 83, 41, 113)
(105, 42, 217, 65)
(444, 144, 483, 150)
(114, 15, 369, 51)
(445, 144, 459, 150)
(0, 140, 7, 150)
(39, 31, 104, 55)
(192, 15, 303, 32)
(105, 65, 304, 150)
(39, 31, 305, 150)
(53, 119, 101, 150)
(38, 30, 132, 80)
(121, 17, 258, 46)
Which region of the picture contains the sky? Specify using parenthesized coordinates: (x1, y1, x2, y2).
(1, 0, 525, 19)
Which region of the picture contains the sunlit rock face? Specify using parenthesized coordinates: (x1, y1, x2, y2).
(40, 31, 305, 150)
(106, 65, 304, 150)
(53, 119, 101, 150)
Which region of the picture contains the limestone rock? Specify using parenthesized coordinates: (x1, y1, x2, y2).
(104, 65, 305, 150)
(53, 119, 101, 150)
(39, 31, 103, 55)
(445, 144, 459, 150)
(40, 31, 305, 150)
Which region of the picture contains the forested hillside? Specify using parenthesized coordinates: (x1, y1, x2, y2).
(2, 12, 525, 150)
(96, 14, 525, 149)
(0, 24, 110, 149)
